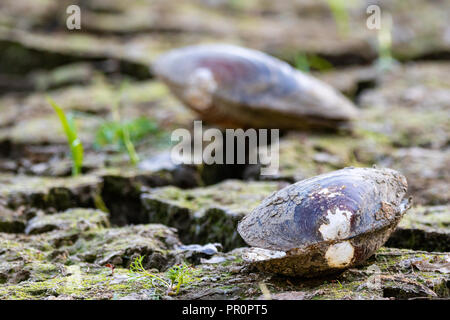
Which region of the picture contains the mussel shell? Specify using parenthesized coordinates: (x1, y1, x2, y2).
(241, 222, 400, 277)
(153, 44, 358, 129)
(237, 167, 410, 276)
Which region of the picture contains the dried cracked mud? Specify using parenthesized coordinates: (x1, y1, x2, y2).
(0, 0, 449, 300)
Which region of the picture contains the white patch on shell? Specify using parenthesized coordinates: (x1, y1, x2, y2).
(318, 208, 353, 240)
(325, 241, 354, 268)
(185, 68, 217, 110)
(318, 188, 341, 198)
(242, 247, 286, 263)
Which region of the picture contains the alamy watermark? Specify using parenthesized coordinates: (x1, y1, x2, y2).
(66, 5, 81, 30)
(66, 4, 383, 31)
(170, 121, 279, 176)
(366, 264, 382, 290)
(366, 5, 381, 30)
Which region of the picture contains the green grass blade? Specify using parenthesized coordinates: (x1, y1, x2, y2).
(294, 53, 310, 73)
(122, 124, 140, 165)
(70, 137, 84, 176)
(47, 96, 84, 176)
(326, 0, 350, 36)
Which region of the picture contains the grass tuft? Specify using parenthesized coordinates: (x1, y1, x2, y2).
(128, 255, 199, 295)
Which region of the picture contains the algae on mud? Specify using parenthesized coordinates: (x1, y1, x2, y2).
(0, 0, 449, 301)
(142, 180, 284, 250)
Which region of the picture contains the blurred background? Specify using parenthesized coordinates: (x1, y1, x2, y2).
(0, 0, 448, 209)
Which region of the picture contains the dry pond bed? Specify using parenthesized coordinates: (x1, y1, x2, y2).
(0, 0, 449, 300)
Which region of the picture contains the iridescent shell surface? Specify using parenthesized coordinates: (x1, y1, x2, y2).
(237, 167, 410, 276)
(153, 44, 358, 130)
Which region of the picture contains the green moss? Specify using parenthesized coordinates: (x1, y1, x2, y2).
(146, 180, 278, 214)
(274, 131, 392, 182)
(142, 180, 279, 250)
(0, 265, 167, 300)
(0, 174, 101, 210)
(26, 208, 110, 235)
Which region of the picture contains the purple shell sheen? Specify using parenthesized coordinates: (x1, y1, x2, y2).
(152, 44, 358, 129)
(237, 167, 410, 276)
